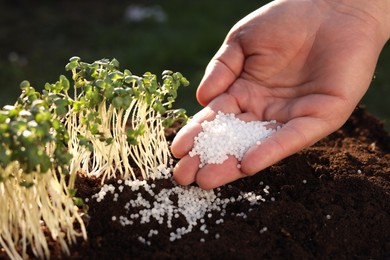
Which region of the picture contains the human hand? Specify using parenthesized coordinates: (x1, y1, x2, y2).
(171, 0, 390, 190)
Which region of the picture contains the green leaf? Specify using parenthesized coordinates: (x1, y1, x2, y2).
(0, 112, 9, 123)
(104, 85, 114, 100)
(162, 70, 173, 76)
(73, 197, 84, 207)
(162, 117, 174, 128)
(95, 79, 105, 89)
(126, 128, 140, 145)
(87, 111, 99, 122)
(55, 149, 72, 166)
(122, 95, 131, 109)
(39, 153, 52, 173)
(19, 180, 34, 188)
(78, 136, 94, 152)
(59, 75, 70, 91)
(73, 100, 84, 112)
(152, 100, 166, 114)
(127, 136, 138, 145)
(54, 98, 69, 117)
(112, 96, 123, 109)
(65, 60, 79, 71)
(20, 80, 30, 89)
(137, 124, 145, 135)
(95, 58, 110, 66)
(54, 98, 69, 108)
(56, 106, 68, 117)
(105, 138, 113, 145)
(0, 145, 11, 167)
(68, 188, 77, 197)
(180, 77, 190, 87)
(89, 123, 100, 135)
(69, 56, 81, 62)
(114, 88, 128, 96)
(51, 119, 62, 130)
(10, 121, 27, 134)
(110, 58, 120, 68)
(124, 69, 132, 76)
(26, 147, 40, 172)
(108, 71, 124, 81)
(44, 82, 52, 91)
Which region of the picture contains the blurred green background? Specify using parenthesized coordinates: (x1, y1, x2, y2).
(0, 0, 389, 130)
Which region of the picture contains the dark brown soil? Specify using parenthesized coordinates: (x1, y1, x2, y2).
(3, 107, 390, 259)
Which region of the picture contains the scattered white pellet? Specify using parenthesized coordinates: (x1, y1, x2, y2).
(216, 219, 224, 225)
(326, 214, 332, 220)
(148, 229, 158, 238)
(138, 236, 146, 244)
(89, 164, 273, 244)
(259, 227, 268, 234)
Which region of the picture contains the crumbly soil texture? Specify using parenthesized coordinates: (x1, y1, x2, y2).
(3, 107, 390, 259)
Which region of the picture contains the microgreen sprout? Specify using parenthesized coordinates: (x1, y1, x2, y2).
(57, 57, 189, 182)
(0, 57, 188, 259)
(0, 92, 86, 260)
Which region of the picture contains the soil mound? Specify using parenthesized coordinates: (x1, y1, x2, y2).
(5, 107, 389, 260)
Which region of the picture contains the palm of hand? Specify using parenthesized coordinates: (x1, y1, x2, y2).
(172, 0, 383, 190)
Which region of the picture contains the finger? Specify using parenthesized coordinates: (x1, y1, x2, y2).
(171, 94, 241, 158)
(170, 105, 218, 158)
(196, 155, 247, 190)
(170, 121, 203, 159)
(240, 117, 329, 175)
(196, 41, 244, 106)
(173, 154, 200, 186)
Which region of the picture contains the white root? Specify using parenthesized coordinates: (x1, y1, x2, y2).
(0, 162, 86, 260)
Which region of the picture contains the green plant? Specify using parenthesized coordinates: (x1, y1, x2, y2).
(0, 94, 86, 260)
(0, 57, 188, 259)
(55, 57, 189, 182)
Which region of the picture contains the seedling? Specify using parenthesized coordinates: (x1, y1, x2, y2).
(0, 57, 189, 259)
(0, 94, 86, 260)
(55, 57, 189, 182)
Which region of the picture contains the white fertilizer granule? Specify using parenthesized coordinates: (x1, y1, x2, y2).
(89, 165, 273, 245)
(189, 112, 279, 167)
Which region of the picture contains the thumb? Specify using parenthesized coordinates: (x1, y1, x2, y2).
(196, 41, 244, 106)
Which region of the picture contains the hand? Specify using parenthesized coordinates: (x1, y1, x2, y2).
(171, 0, 390, 190)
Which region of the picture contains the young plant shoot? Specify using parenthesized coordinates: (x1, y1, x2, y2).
(0, 57, 188, 259)
(54, 57, 189, 182)
(0, 94, 86, 260)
